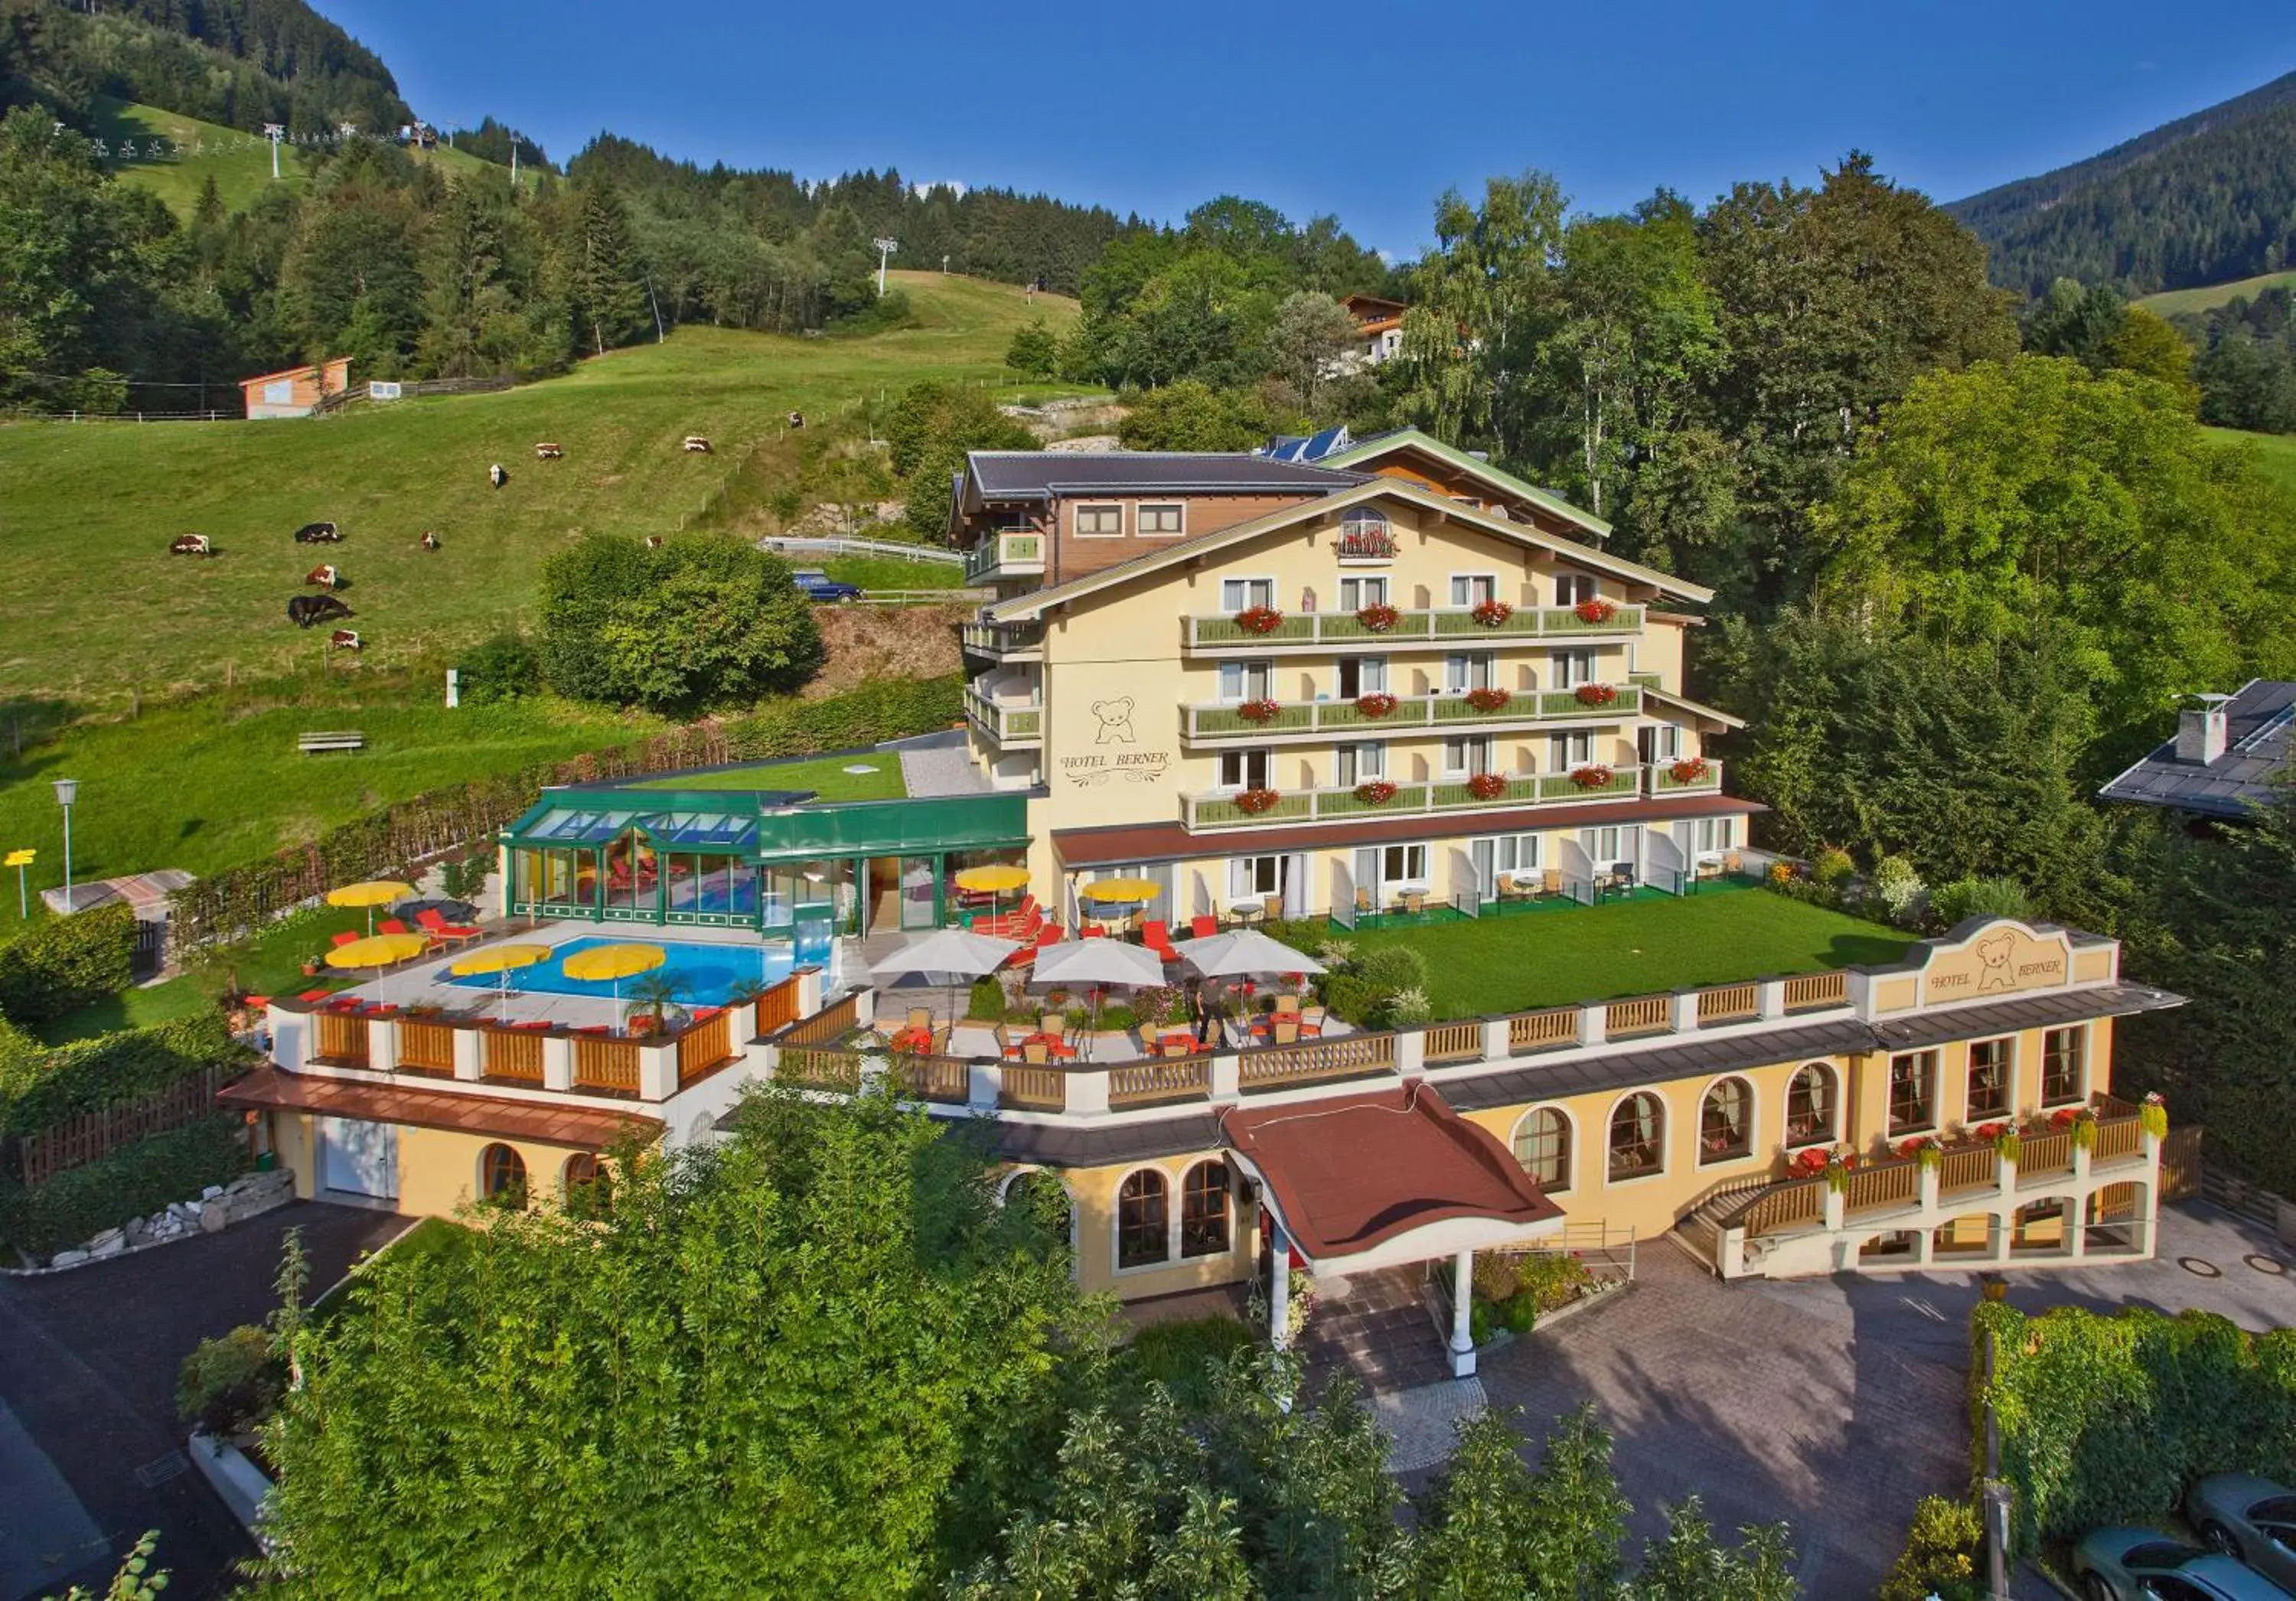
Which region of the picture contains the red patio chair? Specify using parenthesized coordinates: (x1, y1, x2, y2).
(1141, 920, 1179, 961)
(415, 908, 482, 945)
(378, 918, 412, 936)
(330, 931, 359, 947)
(296, 988, 331, 1003)
(1190, 915, 1218, 940)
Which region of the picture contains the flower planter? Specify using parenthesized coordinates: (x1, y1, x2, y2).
(1464, 686, 1512, 712)
(1352, 781, 1397, 807)
(1668, 756, 1710, 784)
(1574, 683, 1619, 707)
(1236, 698, 1282, 724)
(1234, 788, 1282, 816)
(1465, 773, 1508, 801)
(1233, 605, 1286, 636)
(1469, 599, 1515, 629)
(1574, 597, 1619, 624)
(1354, 602, 1400, 633)
(1568, 765, 1614, 790)
(1355, 692, 1398, 719)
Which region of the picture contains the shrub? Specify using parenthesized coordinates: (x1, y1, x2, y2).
(457, 632, 541, 704)
(1873, 855, 1926, 922)
(1812, 846, 1857, 885)
(1318, 973, 1385, 1026)
(1471, 1254, 1521, 1303)
(1878, 1496, 1983, 1601)
(0, 1011, 244, 1138)
(1121, 1315, 1256, 1407)
(178, 1325, 283, 1436)
(0, 902, 139, 1026)
(1114, 380, 1301, 453)
(0, 1116, 248, 1255)
(1004, 320, 1059, 380)
(1932, 876, 2037, 927)
(1516, 1252, 1594, 1313)
(1355, 944, 1430, 993)
(1378, 986, 1433, 1027)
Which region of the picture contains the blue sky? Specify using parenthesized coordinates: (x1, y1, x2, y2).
(330, 0, 2295, 256)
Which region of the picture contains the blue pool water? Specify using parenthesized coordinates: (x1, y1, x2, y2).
(445, 935, 794, 1006)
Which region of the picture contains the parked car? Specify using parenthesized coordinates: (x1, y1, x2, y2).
(791, 569, 863, 602)
(2190, 1475, 2296, 1591)
(2073, 1527, 2293, 1600)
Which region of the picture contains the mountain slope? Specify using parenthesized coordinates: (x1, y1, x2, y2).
(1947, 70, 2296, 297)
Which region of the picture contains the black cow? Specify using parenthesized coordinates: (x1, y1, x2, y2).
(293, 521, 341, 544)
(287, 594, 354, 628)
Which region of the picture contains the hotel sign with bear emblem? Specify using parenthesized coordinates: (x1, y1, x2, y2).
(1918, 920, 2071, 1006)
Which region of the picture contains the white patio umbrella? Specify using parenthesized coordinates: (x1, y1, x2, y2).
(1028, 940, 1166, 1059)
(869, 927, 1019, 1028)
(1171, 928, 1327, 980)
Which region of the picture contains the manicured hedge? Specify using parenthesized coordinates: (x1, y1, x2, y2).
(0, 902, 137, 1025)
(1975, 1302, 2296, 1555)
(0, 1116, 249, 1255)
(168, 676, 964, 953)
(0, 1011, 245, 1138)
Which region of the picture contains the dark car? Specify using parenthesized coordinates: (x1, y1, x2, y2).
(791, 569, 863, 602)
(2190, 1475, 2296, 1592)
(2073, 1527, 2293, 1600)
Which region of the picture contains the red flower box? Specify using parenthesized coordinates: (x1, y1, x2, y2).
(1354, 602, 1401, 633)
(1355, 692, 1398, 719)
(1469, 598, 1515, 628)
(1668, 756, 1711, 784)
(1464, 772, 1508, 800)
(1790, 1147, 1830, 1176)
(1236, 698, 1282, 724)
(1352, 780, 1397, 807)
(1234, 605, 1286, 635)
(1234, 787, 1282, 816)
(1568, 765, 1614, 790)
(1574, 597, 1619, 624)
(1463, 686, 1512, 712)
(1574, 683, 1619, 707)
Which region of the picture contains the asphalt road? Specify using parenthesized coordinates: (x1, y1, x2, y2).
(0, 1202, 405, 1600)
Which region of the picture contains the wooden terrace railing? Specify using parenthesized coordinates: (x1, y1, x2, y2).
(1238, 1032, 1395, 1093)
(1509, 1007, 1580, 1053)
(1736, 1177, 1826, 1237)
(2019, 1130, 2073, 1182)
(482, 1028, 545, 1084)
(2094, 1114, 2144, 1163)
(1109, 1057, 1212, 1107)
(396, 1019, 456, 1075)
(1421, 1020, 1485, 1066)
(674, 1011, 734, 1089)
(575, 1036, 641, 1097)
(1605, 996, 1671, 1040)
(1842, 1156, 1920, 1216)
(892, 1055, 970, 1105)
(1940, 1143, 1999, 1194)
(1695, 983, 1760, 1026)
(751, 972, 806, 1038)
(999, 1065, 1066, 1113)
(1783, 972, 1850, 1012)
(314, 1010, 370, 1068)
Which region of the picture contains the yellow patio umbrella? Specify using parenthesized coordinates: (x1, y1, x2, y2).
(1078, 877, 1159, 902)
(561, 941, 667, 1009)
(954, 862, 1031, 925)
(327, 879, 416, 935)
(449, 942, 553, 1022)
(324, 930, 432, 1007)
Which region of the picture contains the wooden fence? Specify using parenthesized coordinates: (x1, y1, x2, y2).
(9, 1065, 236, 1185)
(674, 1012, 733, 1089)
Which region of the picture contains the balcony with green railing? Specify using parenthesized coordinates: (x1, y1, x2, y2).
(964, 531, 1047, 584)
(1181, 684, 1643, 742)
(1182, 603, 1645, 651)
(1179, 765, 1645, 830)
(959, 619, 1045, 661)
(1647, 757, 1724, 797)
(963, 683, 1042, 747)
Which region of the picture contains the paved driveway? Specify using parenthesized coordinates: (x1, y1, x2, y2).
(1474, 1202, 2296, 1599)
(0, 1202, 406, 1600)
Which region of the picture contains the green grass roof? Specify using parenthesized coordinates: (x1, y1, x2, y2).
(618, 752, 908, 802)
(1342, 889, 1913, 1019)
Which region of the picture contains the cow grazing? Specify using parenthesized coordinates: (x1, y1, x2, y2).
(287, 594, 353, 628)
(786, 411, 804, 429)
(644, 535, 664, 549)
(168, 533, 214, 557)
(305, 563, 341, 589)
(681, 435, 712, 454)
(488, 463, 507, 489)
(330, 629, 362, 651)
(292, 521, 341, 544)
(419, 530, 440, 552)
(533, 442, 563, 460)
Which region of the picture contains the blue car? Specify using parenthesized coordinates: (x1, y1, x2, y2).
(791, 569, 863, 603)
(2073, 1527, 2293, 1600)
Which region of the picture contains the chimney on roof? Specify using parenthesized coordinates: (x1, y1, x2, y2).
(2176, 702, 2229, 765)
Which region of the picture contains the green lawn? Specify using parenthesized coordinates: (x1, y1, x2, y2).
(0, 270, 1077, 707)
(818, 554, 970, 592)
(2206, 426, 2296, 494)
(1345, 889, 1913, 1018)
(621, 750, 907, 800)
(2136, 271, 2296, 319)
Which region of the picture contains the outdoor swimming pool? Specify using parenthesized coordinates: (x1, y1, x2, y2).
(444, 935, 795, 1006)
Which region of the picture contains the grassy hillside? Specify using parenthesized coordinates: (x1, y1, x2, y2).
(93, 98, 520, 220)
(2206, 426, 2296, 494)
(2138, 270, 2296, 318)
(0, 270, 1078, 706)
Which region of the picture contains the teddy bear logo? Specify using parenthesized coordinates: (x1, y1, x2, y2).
(1091, 697, 1136, 745)
(1974, 930, 2017, 993)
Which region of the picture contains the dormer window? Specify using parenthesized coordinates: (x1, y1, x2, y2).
(1336, 507, 1396, 562)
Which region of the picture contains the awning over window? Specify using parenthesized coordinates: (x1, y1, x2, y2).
(1221, 1084, 1562, 1275)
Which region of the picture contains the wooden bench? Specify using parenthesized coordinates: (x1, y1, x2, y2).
(298, 730, 364, 755)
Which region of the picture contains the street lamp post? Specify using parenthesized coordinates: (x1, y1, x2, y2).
(52, 778, 77, 915)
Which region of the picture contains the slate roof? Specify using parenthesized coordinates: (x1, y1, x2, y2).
(965, 452, 1365, 500)
(2099, 680, 2296, 819)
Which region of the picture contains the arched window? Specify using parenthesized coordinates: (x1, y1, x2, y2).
(1786, 1063, 1838, 1147)
(1512, 1107, 1571, 1191)
(562, 1153, 611, 1219)
(1179, 1161, 1230, 1257)
(1608, 1094, 1665, 1182)
(1117, 1169, 1170, 1269)
(1338, 506, 1394, 559)
(1700, 1078, 1753, 1164)
(480, 1143, 527, 1208)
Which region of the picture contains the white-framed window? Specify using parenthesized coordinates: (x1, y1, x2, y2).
(1966, 1038, 2014, 1122)
(1786, 1062, 1838, 1146)
(2042, 1026, 2087, 1106)
(1217, 660, 1273, 702)
(1137, 504, 1185, 536)
(1687, 817, 1736, 858)
(1581, 825, 1623, 862)
(1338, 576, 1388, 610)
(1336, 743, 1385, 784)
(1228, 855, 1285, 899)
(1115, 1168, 1169, 1269)
(1443, 734, 1492, 777)
(1554, 572, 1597, 606)
(1643, 723, 1685, 761)
(1512, 1107, 1572, 1191)
(1381, 843, 1428, 885)
(1889, 1050, 1939, 1135)
(1551, 648, 1596, 687)
(1607, 1093, 1666, 1182)
(1444, 652, 1496, 693)
(1450, 573, 1499, 607)
(1337, 506, 1396, 559)
(1217, 748, 1271, 791)
(1551, 730, 1594, 769)
(1075, 503, 1124, 537)
(1698, 1078, 1755, 1164)
(1220, 577, 1276, 612)
(1492, 833, 1541, 873)
(1336, 657, 1388, 698)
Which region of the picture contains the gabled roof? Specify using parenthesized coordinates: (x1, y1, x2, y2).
(2099, 680, 2296, 819)
(1321, 428, 1615, 541)
(987, 475, 1712, 625)
(1644, 686, 1746, 732)
(962, 452, 1365, 502)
